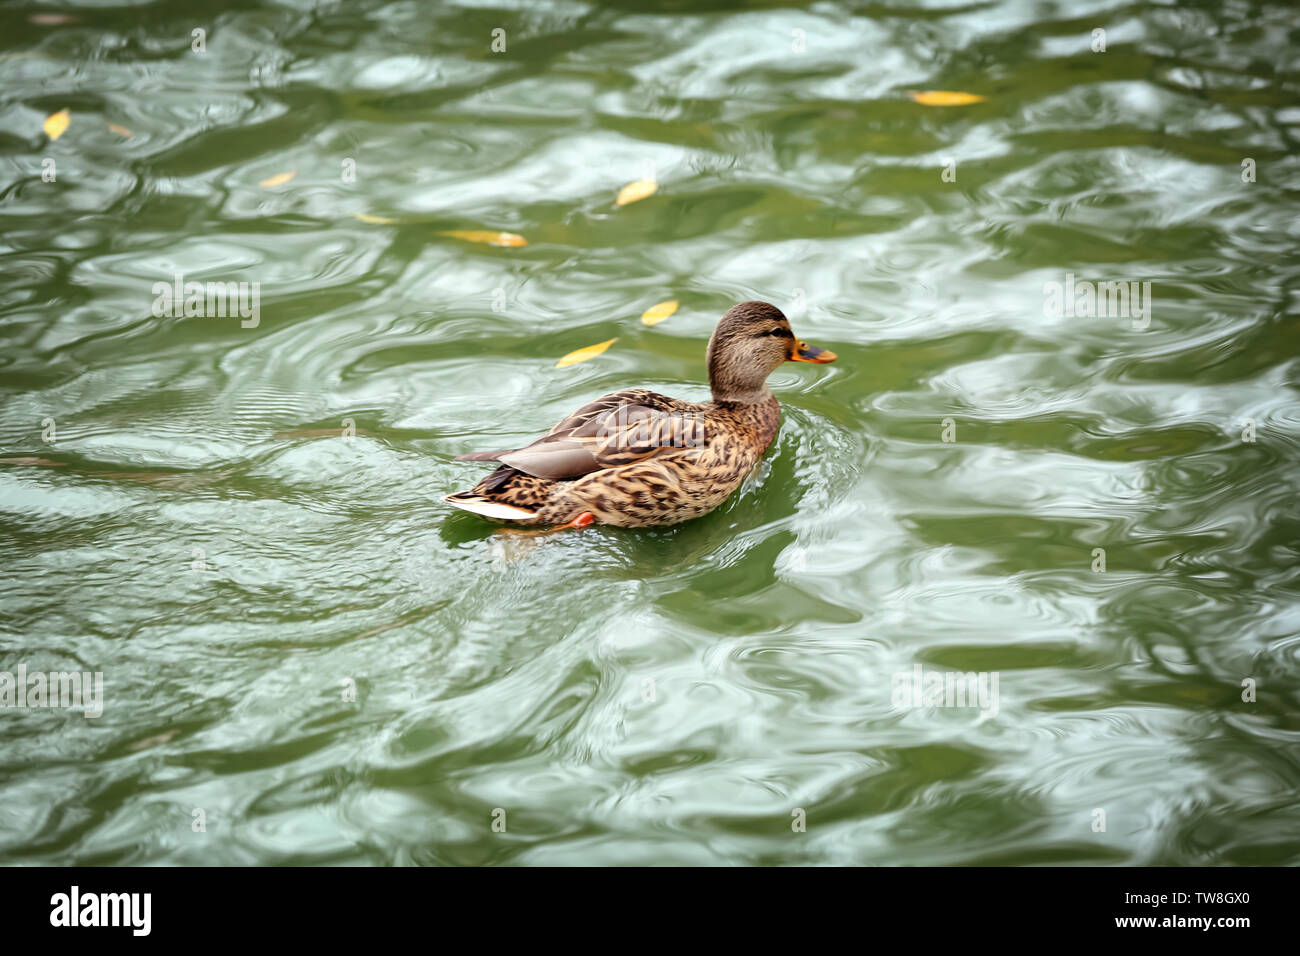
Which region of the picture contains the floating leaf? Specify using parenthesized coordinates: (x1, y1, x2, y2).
(29, 14, 81, 25)
(259, 170, 297, 188)
(556, 338, 617, 368)
(354, 212, 398, 224)
(641, 300, 679, 326)
(107, 123, 133, 138)
(43, 108, 69, 140)
(440, 229, 527, 248)
(615, 178, 658, 206)
(908, 90, 986, 106)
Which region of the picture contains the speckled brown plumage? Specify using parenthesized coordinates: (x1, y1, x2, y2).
(444, 301, 835, 528)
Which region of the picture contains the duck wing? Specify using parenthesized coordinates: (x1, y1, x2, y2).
(454, 388, 700, 482)
(452, 389, 651, 461)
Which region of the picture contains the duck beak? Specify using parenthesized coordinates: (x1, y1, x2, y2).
(790, 342, 837, 364)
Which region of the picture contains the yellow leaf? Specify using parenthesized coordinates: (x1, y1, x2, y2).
(615, 178, 658, 206)
(43, 108, 69, 140)
(908, 90, 986, 106)
(107, 123, 133, 138)
(259, 170, 297, 188)
(354, 212, 398, 224)
(440, 230, 527, 248)
(640, 300, 679, 326)
(556, 338, 617, 368)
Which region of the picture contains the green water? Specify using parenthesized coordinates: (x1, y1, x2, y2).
(1, 0, 1297, 866)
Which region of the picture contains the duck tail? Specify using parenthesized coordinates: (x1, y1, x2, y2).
(454, 449, 515, 462)
(442, 493, 539, 521)
(445, 462, 546, 522)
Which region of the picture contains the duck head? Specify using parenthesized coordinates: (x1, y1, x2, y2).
(705, 300, 837, 403)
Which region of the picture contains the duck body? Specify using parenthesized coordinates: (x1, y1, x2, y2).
(444, 301, 835, 528)
(450, 390, 780, 527)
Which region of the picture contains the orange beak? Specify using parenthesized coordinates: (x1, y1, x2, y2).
(789, 340, 837, 364)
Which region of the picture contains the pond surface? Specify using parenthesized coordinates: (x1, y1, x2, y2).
(1, 0, 1297, 865)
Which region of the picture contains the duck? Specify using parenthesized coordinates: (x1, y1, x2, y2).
(443, 300, 837, 529)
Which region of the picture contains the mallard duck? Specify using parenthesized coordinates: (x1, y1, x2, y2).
(444, 300, 837, 528)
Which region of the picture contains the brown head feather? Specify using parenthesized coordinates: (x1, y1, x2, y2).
(705, 301, 795, 403)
